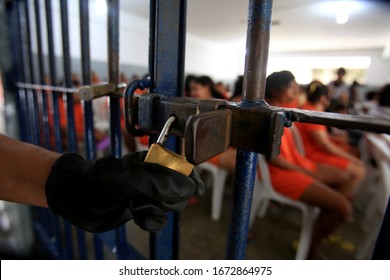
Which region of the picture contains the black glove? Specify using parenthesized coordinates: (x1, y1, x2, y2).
(45, 151, 204, 233)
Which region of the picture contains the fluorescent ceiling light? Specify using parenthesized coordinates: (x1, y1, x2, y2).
(336, 4, 349, 24)
(314, 0, 366, 18)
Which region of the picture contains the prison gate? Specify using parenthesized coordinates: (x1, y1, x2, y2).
(2, 0, 390, 260)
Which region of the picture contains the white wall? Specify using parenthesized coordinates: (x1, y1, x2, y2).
(29, 0, 149, 67)
(268, 49, 390, 86)
(28, 1, 390, 86)
(185, 35, 244, 81)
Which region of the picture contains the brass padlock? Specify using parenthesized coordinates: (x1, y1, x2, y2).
(144, 116, 194, 176)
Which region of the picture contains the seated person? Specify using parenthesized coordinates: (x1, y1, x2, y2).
(295, 81, 366, 194)
(369, 84, 390, 120)
(265, 71, 355, 259)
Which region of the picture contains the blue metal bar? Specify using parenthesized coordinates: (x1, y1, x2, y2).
(226, 150, 258, 259)
(4, 9, 42, 251)
(79, 0, 96, 160)
(60, 0, 77, 154)
(45, 0, 63, 153)
(34, 0, 51, 149)
(106, 0, 128, 260)
(30, 0, 56, 258)
(107, 0, 122, 159)
(44, 0, 64, 259)
(148, 0, 187, 260)
(15, 1, 30, 143)
(33, 223, 60, 259)
(23, 0, 40, 146)
(97, 231, 144, 259)
(226, 0, 273, 260)
(79, 0, 103, 260)
(60, 0, 77, 260)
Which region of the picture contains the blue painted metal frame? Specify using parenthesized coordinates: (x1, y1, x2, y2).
(60, 0, 77, 260)
(22, 0, 40, 146)
(105, 0, 144, 260)
(30, 0, 59, 259)
(14, 1, 29, 143)
(7, 0, 188, 260)
(34, 0, 51, 150)
(148, 0, 187, 260)
(226, 0, 273, 259)
(78, 0, 104, 260)
(44, 0, 65, 259)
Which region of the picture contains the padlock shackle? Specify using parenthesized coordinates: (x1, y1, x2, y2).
(156, 115, 176, 145)
(123, 78, 151, 137)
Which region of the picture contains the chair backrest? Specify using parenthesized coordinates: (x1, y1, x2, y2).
(290, 124, 305, 156)
(257, 155, 274, 194)
(366, 133, 390, 210)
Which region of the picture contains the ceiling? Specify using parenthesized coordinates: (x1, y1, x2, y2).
(121, 0, 390, 52)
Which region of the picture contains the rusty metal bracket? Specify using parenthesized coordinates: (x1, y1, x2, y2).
(77, 82, 126, 101)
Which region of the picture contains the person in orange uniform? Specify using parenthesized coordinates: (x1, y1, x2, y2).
(265, 71, 354, 259)
(296, 81, 366, 195)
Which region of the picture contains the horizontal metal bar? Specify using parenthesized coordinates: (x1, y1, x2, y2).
(16, 82, 127, 99)
(132, 94, 390, 161)
(279, 106, 390, 134)
(77, 82, 126, 101)
(136, 95, 390, 134)
(16, 82, 77, 93)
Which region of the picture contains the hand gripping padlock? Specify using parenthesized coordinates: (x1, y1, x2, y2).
(144, 116, 194, 176)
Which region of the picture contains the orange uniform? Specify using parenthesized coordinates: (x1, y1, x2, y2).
(268, 127, 317, 200)
(296, 102, 349, 170)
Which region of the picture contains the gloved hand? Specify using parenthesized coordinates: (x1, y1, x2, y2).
(45, 151, 204, 233)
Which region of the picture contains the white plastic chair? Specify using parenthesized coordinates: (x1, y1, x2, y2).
(356, 134, 390, 259)
(250, 155, 320, 260)
(196, 162, 228, 221)
(290, 124, 305, 156)
(135, 137, 149, 152)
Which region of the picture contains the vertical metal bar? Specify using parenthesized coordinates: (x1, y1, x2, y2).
(226, 0, 273, 260)
(14, 1, 29, 142)
(79, 0, 103, 260)
(149, 0, 186, 96)
(22, 0, 40, 146)
(226, 150, 258, 259)
(60, 0, 77, 154)
(44, 0, 64, 259)
(242, 0, 272, 102)
(45, 0, 62, 152)
(149, 0, 187, 260)
(34, 0, 51, 149)
(60, 0, 76, 260)
(107, 0, 121, 158)
(107, 0, 127, 259)
(79, 0, 96, 160)
(31, 0, 58, 259)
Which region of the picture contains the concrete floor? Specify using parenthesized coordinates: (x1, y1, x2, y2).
(179, 171, 381, 260)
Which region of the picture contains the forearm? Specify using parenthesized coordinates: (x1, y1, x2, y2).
(0, 134, 60, 207)
(321, 139, 357, 161)
(312, 131, 357, 162)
